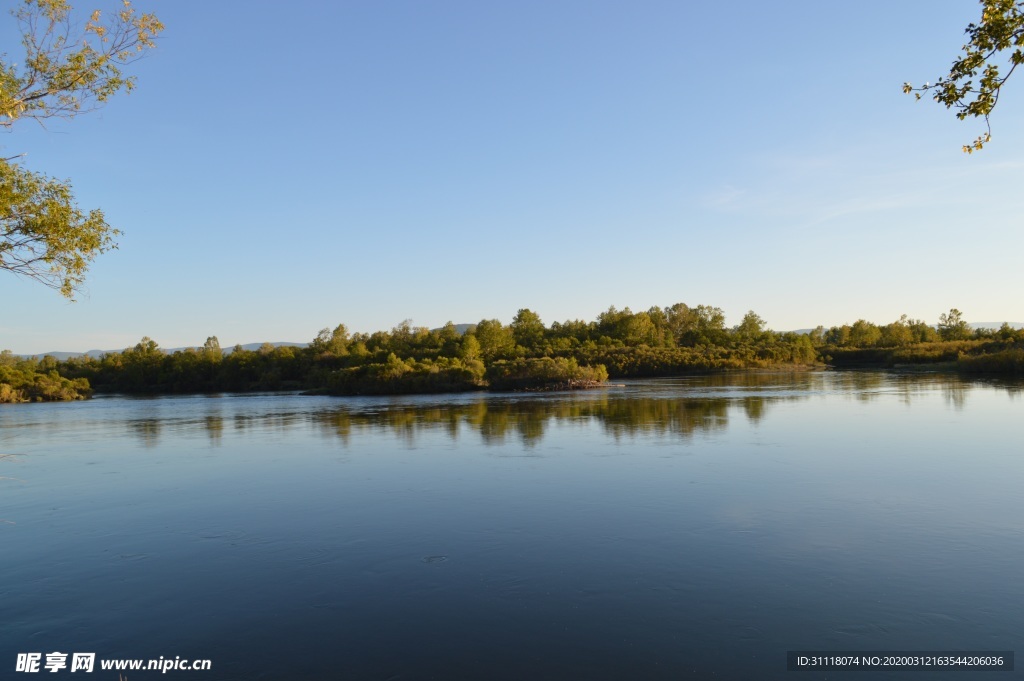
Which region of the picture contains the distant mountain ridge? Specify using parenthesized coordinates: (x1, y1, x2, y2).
(789, 322, 1023, 335)
(19, 342, 308, 360)
(15, 322, 1024, 359)
(968, 322, 1024, 330)
(431, 323, 475, 335)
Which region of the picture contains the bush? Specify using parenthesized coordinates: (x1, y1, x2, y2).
(0, 364, 92, 402)
(323, 355, 486, 395)
(957, 348, 1024, 376)
(486, 357, 608, 391)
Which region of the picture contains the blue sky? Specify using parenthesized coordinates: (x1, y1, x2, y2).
(3, 0, 1023, 354)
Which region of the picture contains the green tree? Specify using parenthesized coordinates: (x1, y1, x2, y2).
(938, 308, 971, 340)
(908, 318, 939, 343)
(824, 325, 852, 346)
(620, 311, 659, 346)
(311, 324, 352, 360)
(202, 336, 222, 360)
(807, 326, 826, 346)
(474, 319, 516, 361)
(596, 306, 663, 346)
(684, 305, 728, 346)
(437, 321, 462, 357)
(665, 302, 696, 343)
(849, 319, 882, 347)
(644, 306, 674, 346)
(458, 333, 481, 362)
(386, 320, 432, 358)
(880, 316, 913, 347)
(549, 319, 593, 345)
(1, 160, 118, 297)
(904, 0, 1024, 152)
(511, 308, 545, 351)
(734, 311, 766, 341)
(786, 334, 817, 363)
(596, 306, 632, 343)
(1, 0, 162, 297)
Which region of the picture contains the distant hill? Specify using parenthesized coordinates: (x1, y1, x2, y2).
(788, 322, 1023, 334)
(19, 342, 308, 360)
(430, 323, 475, 335)
(221, 342, 308, 354)
(17, 322, 1022, 358)
(970, 322, 1024, 330)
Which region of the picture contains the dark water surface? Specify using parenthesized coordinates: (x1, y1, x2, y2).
(2, 372, 1022, 680)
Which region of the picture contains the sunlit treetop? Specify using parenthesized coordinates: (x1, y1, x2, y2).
(0, 159, 118, 298)
(0, 0, 161, 299)
(904, 0, 1024, 153)
(0, 0, 163, 129)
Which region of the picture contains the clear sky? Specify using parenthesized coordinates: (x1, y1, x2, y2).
(3, 0, 1023, 354)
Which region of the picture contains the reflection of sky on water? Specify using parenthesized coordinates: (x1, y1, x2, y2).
(2, 372, 1022, 680)
(2, 372, 1020, 457)
(1, 372, 1020, 453)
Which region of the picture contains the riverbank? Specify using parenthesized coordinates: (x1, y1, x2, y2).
(5, 320, 1023, 402)
(823, 340, 1024, 377)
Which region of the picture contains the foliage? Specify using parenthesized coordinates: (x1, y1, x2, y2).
(18, 303, 1024, 402)
(1, 0, 163, 128)
(908, 318, 940, 343)
(319, 355, 486, 395)
(310, 324, 350, 357)
(880, 316, 913, 347)
(485, 357, 608, 391)
(825, 340, 986, 367)
(904, 0, 1024, 152)
(0, 159, 117, 297)
(0, 350, 91, 401)
(511, 308, 545, 351)
(1, 0, 162, 297)
(59, 338, 308, 393)
(597, 306, 662, 347)
(938, 307, 971, 340)
(474, 319, 516, 361)
(574, 334, 817, 378)
(664, 303, 728, 346)
(734, 310, 767, 341)
(958, 346, 1024, 375)
(849, 319, 882, 347)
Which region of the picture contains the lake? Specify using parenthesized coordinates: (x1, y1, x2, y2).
(2, 372, 1021, 679)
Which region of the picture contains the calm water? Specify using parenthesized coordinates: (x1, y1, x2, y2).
(2, 372, 1022, 680)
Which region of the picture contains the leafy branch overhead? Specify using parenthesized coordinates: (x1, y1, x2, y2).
(0, 159, 118, 298)
(1, 0, 162, 128)
(0, 0, 161, 299)
(904, 0, 1024, 152)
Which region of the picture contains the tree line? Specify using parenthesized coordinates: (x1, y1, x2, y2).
(43, 303, 818, 397)
(3, 305, 1023, 402)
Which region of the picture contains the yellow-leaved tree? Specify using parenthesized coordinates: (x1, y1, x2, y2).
(905, 0, 1024, 152)
(0, 0, 162, 298)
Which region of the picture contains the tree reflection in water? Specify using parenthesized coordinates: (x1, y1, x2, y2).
(177, 372, 1015, 447)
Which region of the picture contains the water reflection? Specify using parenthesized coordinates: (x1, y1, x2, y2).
(88, 372, 1022, 449)
(296, 394, 744, 447)
(742, 396, 766, 422)
(3, 370, 1022, 681)
(299, 372, 1015, 446)
(128, 418, 161, 448)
